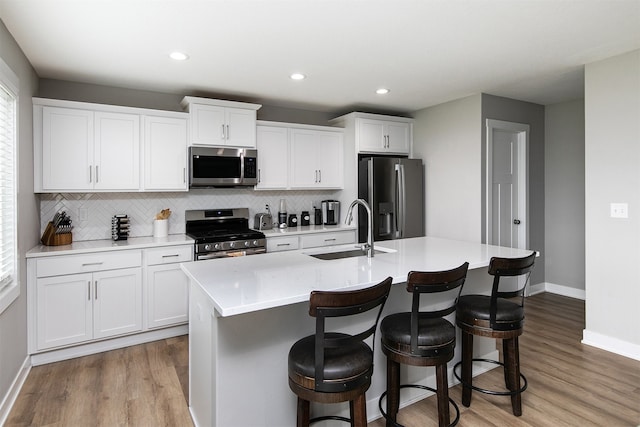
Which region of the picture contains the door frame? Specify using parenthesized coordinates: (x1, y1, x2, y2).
(485, 119, 529, 250)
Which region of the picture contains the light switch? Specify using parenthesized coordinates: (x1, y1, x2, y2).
(610, 203, 628, 218)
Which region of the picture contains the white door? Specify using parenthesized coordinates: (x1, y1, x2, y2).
(144, 115, 188, 191)
(147, 264, 189, 328)
(486, 119, 528, 249)
(41, 107, 93, 191)
(256, 126, 289, 189)
(289, 129, 319, 188)
(94, 111, 140, 190)
(93, 268, 142, 339)
(225, 107, 257, 148)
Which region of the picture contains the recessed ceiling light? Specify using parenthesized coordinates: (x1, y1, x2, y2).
(376, 88, 390, 95)
(290, 73, 306, 80)
(169, 51, 189, 61)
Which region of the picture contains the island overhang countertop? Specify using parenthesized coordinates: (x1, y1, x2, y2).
(180, 236, 535, 317)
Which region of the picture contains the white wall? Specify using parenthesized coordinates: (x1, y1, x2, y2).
(413, 94, 483, 241)
(584, 49, 640, 360)
(545, 99, 585, 294)
(0, 19, 39, 420)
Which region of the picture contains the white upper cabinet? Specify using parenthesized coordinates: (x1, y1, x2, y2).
(181, 96, 261, 148)
(256, 125, 289, 189)
(331, 112, 413, 155)
(256, 121, 344, 190)
(289, 128, 343, 189)
(143, 115, 188, 191)
(40, 107, 140, 192)
(34, 98, 189, 193)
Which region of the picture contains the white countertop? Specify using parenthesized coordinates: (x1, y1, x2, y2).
(259, 224, 356, 237)
(26, 234, 194, 258)
(180, 236, 535, 317)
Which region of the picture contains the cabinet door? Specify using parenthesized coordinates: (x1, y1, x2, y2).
(147, 264, 189, 328)
(144, 115, 188, 191)
(93, 268, 142, 339)
(225, 107, 257, 148)
(316, 131, 343, 189)
(94, 112, 140, 190)
(190, 104, 226, 145)
(289, 129, 319, 188)
(357, 119, 386, 152)
(386, 121, 411, 154)
(256, 126, 288, 189)
(41, 107, 93, 191)
(36, 273, 93, 350)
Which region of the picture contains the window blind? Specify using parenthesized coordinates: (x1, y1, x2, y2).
(0, 81, 16, 292)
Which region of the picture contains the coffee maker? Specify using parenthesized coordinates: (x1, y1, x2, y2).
(321, 200, 340, 225)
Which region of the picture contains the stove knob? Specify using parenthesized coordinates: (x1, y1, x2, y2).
(244, 241, 251, 247)
(204, 244, 212, 251)
(229, 241, 235, 249)
(252, 240, 259, 246)
(214, 243, 221, 250)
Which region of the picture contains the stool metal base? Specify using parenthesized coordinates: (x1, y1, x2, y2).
(378, 384, 460, 427)
(453, 358, 528, 397)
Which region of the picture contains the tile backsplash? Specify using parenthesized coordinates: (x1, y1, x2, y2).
(40, 189, 341, 241)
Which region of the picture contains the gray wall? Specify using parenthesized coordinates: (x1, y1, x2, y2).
(0, 19, 39, 412)
(413, 95, 483, 241)
(545, 99, 585, 291)
(481, 94, 545, 286)
(38, 79, 335, 126)
(584, 49, 640, 357)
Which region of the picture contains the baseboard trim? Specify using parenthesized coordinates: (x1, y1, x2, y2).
(30, 325, 188, 366)
(582, 329, 640, 361)
(529, 282, 585, 300)
(0, 355, 31, 426)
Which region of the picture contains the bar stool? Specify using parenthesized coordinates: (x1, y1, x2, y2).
(288, 277, 392, 427)
(379, 262, 469, 427)
(453, 252, 536, 416)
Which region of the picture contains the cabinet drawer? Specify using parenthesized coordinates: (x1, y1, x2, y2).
(36, 250, 142, 278)
(267, 236, 299, 252)
(300, 231, 356, 249)
(145, 245, 193, 266)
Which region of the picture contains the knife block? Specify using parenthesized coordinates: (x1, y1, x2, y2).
(41, 222, 73, 246)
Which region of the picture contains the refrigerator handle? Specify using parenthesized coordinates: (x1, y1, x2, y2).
(395, 163, 405, 238)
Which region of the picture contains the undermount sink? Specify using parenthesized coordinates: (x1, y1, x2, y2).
(307, 247, 394, 260)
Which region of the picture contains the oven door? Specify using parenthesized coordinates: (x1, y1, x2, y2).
(190, 146, 257, 187)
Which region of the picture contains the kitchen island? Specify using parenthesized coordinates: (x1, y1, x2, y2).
(181, 236, 534, 427)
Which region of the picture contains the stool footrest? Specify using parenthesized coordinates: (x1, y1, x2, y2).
(453, 359, 528, 396)
(309, 415, 351, 425)
(378, 384, 460, 427)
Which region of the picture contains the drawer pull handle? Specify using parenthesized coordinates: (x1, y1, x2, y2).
(324, 238, 336, 242)
(162, 254, 180, 258)
(95, 281, 98, 299)
(277, 243, 291, 247)
(82, 262, 104, 266)
(88, 281, 91, 300)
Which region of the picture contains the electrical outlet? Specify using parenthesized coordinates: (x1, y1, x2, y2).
(610, 203, 628, 219)
(78, 207, 88, 221)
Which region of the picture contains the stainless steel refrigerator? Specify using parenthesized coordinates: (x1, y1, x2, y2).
(357, 156, 425, 242)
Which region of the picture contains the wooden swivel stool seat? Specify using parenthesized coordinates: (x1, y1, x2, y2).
(379, 262, 469, 427)
(454, 252, 536, 416)
(288, 277, 392, 427)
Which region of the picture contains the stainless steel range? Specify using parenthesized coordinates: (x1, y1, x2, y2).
(185, 208, 266, 260)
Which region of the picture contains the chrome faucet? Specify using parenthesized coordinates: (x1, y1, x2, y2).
(346, 199, 374, 258)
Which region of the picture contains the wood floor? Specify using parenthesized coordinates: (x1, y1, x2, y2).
(6, 293, 640, 426)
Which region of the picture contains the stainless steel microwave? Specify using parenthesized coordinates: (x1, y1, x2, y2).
(189, 146, 258, 188)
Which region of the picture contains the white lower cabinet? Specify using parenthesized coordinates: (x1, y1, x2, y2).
(35, 267, 142, 350)
(144, 245, 193, 329)
(266, 229, 356, 253)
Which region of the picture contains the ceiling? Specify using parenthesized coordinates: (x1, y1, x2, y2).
(1, 0, 639, 115)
